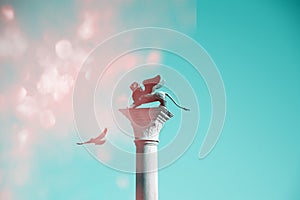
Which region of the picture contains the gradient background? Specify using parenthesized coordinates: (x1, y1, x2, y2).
(0, 0, 300, 199)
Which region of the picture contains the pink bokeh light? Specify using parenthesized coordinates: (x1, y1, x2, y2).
(147, 51, 161, 63)
(55, 39, 73, 60)
(0, 28, 28, 58)
(116, 176, 129, 189)
(0, 0, 197, 198)
(16, 95, 39, 118)
(39, 109, 56, 129)
(17, 128, 29, 146)
(78, 12, 98, 40)
(36, 67, 74, 101)
(1, 5, 14, 21)
(96, 146, 112, 163)
(0, 187, 14, 200)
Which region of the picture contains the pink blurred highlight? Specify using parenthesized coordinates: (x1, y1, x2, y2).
(14, 128, 34, 155)
(16, 86, 27, 102)
(36, 68, 74, 101)
(39, 109, 56, 129)
(0, 94, 6, 112)
(0, 187, 14, 200)
(96, 147, 112, 163)
(17, 129, 29, 147)
(147, 51, 161, 63)
(13, 163, 30, 186)
(116, 94, 130, 106)
(116, 176, 129, 189)
(55, 39, 73, 60)
(16, 95, 39, 118)
(76, 0, 116, 41)
(1, 5, 14, 21)
(0, 28, 28, 58)
(122, 54, 138, 71)
(2, 128, 35, 187)
(78, 12, 98, 40)
(101, 54, 139, 86)
(14, 86, 57, 130)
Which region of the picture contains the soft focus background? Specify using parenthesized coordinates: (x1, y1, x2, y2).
(0, 0, 300, 199)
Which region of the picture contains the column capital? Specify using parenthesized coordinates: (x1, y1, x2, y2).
(119, 106, 173, 141)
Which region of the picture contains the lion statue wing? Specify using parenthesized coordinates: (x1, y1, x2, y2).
(142, 75, 162, 94)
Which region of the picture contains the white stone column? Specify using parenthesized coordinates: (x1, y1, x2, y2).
(119, 107, 173, 200)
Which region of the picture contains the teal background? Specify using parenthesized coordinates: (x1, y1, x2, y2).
(194, 1, 300, 199)
(0, 0, 299, 199)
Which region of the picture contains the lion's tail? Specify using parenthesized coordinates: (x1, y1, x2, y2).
(165, 93, 190, 111)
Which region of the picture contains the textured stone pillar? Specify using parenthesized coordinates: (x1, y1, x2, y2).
(119, 106, 173, 200)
